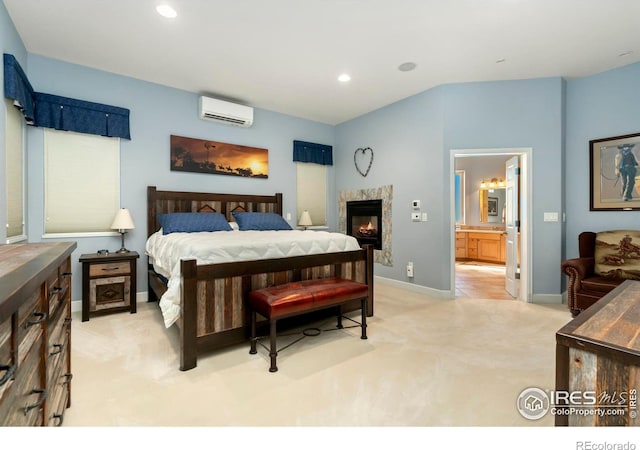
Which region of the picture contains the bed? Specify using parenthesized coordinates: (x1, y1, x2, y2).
(146, 186, 374, 370)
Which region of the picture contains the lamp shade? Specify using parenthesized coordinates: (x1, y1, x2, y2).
(110, 208, 135, 230)
(298, 210, 313, 227)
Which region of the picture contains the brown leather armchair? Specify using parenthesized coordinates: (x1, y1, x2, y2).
(561, 232, 625, 316)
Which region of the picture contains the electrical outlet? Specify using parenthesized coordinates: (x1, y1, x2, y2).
(286, 212, 291, 221)
(421, 212, 428, 222)
(406, 262, 414, 278)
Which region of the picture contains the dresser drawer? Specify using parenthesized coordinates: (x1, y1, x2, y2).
(47, 305, 70, 385)
(89, 261, 130, 277)
(0, 338, 44, 426)
(47, 259, 72, 317)
(17, 288, 46, 367)
(46, 339, 71, 427)
(0, 318, 14, 404)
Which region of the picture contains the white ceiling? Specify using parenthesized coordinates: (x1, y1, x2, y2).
(4, 0, 640, 125)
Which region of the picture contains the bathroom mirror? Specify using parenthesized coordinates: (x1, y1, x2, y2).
(479, 188, 505, 223)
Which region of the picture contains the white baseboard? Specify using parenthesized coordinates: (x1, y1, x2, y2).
(375, 276, 565, 305)
(531, 293, 563, 304)
(374, 276, 453, 299)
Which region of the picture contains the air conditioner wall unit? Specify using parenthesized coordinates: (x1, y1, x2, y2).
(199, 96, 254, 127)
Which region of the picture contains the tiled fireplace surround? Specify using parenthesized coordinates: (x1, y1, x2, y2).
(338, 185, 392, 266)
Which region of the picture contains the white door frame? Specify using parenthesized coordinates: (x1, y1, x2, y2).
(450, 147, 533, 302)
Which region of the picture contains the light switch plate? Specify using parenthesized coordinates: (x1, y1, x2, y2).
(411, 212, 420, 221)
(543, 212, 558, 222)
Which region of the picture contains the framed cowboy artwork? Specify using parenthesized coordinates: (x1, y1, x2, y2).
(590, 132, 640, 211)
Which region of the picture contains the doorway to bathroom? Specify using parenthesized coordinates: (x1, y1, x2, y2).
(450, 148, 531, 302)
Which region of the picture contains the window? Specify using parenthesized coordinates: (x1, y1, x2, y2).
(455, 170, 465, 224)
(44, 129, 120, 236)
(296, 162, 326, 227)
(5, 99, 25, 243)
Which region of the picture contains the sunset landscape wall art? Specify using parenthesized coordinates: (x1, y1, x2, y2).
(170, 134, 268, 178)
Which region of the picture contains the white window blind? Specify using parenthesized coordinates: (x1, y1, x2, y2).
(296, 162, 326, 226)
(5, 99, 25, 241)
(44, 129, 120, 235)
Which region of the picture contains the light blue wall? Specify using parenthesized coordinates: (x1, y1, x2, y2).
(442, 78, 565, 297)
(565, 62, 640, 258)
(23, 54, 335, 304)
(336, 78, 565, 297)
(335, 87, 445, 289)
(0, 0, 27, 243)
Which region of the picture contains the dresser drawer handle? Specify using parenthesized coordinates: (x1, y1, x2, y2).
(61, 272, 72, 278)
(62, 372, 73, 384)
(48, 287, 63, 300)
(101, 266, 120, 271)
(50, 343, 64, 356)
(24, 388, 48, 415)
(0, 364, 16, 386)
(53, 413, 64, 426)
(25, 311, 47, 328)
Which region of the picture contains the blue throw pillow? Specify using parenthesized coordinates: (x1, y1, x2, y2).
(158, 212, 232, 235)
(231, 212, 292, 231)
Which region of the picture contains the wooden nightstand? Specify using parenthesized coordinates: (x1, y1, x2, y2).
(79, 251, 139, 322)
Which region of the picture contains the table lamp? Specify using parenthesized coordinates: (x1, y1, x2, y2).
(298, 210, 313, 230)
(111, 208, 135, 253)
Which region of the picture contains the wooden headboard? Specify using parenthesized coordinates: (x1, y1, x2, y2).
(147, 186, 283, 237)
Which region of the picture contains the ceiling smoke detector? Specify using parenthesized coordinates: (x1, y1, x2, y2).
(398, 62, 417, 72)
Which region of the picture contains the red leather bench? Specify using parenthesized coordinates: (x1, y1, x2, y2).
(248, 277, 369, 372)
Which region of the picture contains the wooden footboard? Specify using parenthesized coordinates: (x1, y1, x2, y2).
(178, 245, 373, 370)
(146, 186, 374, 371)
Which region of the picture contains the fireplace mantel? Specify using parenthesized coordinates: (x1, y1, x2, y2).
(339, 185, 392, 266)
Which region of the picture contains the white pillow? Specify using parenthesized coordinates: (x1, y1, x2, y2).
(228, 221, 239, 231)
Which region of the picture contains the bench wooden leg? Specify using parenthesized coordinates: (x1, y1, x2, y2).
(360, 298, 368, 340)
(269, 319, 278, 372)
(249, 309, 257, 354)
(336, 305, 343, 329)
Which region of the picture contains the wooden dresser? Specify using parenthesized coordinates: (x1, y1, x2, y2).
(556, 280, 640, 426)
(0, 242, 76, 427)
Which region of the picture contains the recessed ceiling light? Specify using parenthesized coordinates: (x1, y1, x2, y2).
(398, 62, 417, 72)
(156, 4, 177, 18)
(338, 73, 351, 82)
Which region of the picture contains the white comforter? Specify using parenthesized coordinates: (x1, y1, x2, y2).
(145, 230, 361, 327)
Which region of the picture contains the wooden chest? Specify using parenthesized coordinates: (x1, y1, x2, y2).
(556, 280, 640, 426)
(0, 242, 76, 427)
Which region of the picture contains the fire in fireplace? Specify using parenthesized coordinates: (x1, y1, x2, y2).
(347, 199, 382, 250)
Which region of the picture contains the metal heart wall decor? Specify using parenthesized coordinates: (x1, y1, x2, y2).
(354, 147, 374, 177)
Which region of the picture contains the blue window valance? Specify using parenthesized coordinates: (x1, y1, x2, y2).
(3, 53, 131, 140)
(293, 140, 333, 165)
(3, 53, 36, 124)
(34, 92, 131, 139)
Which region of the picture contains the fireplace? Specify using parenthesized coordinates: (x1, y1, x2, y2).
(347, 199, 382, 250)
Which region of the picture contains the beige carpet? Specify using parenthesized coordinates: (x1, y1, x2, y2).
(60, 280, 572, 429)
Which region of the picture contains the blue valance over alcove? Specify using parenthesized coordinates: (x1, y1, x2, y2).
(293, 140, 333, 165)
(3, 53, 36, 124)
(34, 93, 130, 139)
(3, 53, 131, 139)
